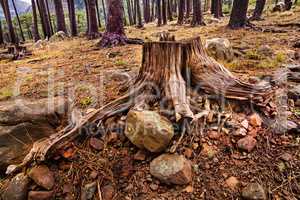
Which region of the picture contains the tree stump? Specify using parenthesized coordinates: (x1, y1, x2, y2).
(7, 36, 275, 174)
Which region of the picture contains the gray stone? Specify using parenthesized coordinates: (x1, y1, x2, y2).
(125, 110, 174, 152)
(81, 182, 97, 200)
(242, 183, 266, 200)
(150, 154, 192, 185)
(205, 38, 234, 61)
(0, 97, 67, 172)
(1, 173, 29, 200)
(49, 31, 68, 42)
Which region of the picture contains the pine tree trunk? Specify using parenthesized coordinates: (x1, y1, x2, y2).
(228, 0, 249, 29)
(101, 0, 107, 23)
(132, 0, 137, 24)
(135, 0, 143, 27)
(162, 0, 167, 24)
(45, 0, 54, 35)
(157, 0, 162, 26)
(1, 0, 18, 44)
(127, 0, 134, 25)
(167, 0, 173, 21)
(0, 20, 4, 44)
(186, 0, 190, 19)
(84, 0, 90, 34)
(250, 0, 266, 21)
(177, 0, 185, 24)
(86, 0, 99, 38)
(67, 0, 78, 36)
(95, 0, 102, 27)
(284, 0, 293, 10)
(191, 0, 205, 26)
(99, 0, 127, 47)
(213, 0, 223, 18)
(31, 0, 41, 41)
(151, 0, 155, 21)
(12, 0, 25, 41)
(53, 0, 67, 33)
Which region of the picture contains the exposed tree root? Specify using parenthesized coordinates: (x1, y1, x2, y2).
(6, 36, 275, 175)
(98, 33, 144, 47)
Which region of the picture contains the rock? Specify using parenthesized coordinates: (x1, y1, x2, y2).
(249, 113, 262, 127)
(0, 97, 67, 172)
(237, 136, 257, 152)
(208, 131, 221, 140)
(33, 39, 48, 48)
(28, 165, 55, 190)
(102, 184, 115, 200)
(28, 191, 54, 200)
(110, 72, 130, 82)
(89, 137, 104, 151)
(133, 150, 146, 161)
(49, 31, 68, 42)
(225, 176, 239, 190)
(150, 154, 192, 185)
(1, 173, 29, 200)
(273, 2, 285, 12)
(125, 110, 174, 152)
(257, 45, 274, 57)
(242, 183, 266, 200)
(205, 38, 234, 61)
(206, 17, 221, 24)
(81, 182, 97, 200)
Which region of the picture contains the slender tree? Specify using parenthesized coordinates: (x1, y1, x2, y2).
(99, 0, 127, 47)
(86, 0, 99, 38)
(213, 0, 223, 18)
(186, 0, 190, 19)
(127, 0, 134, 25)
(31, 0, 40, 41)
(67, 0, 77, 36)
(285, 0, 293, 10)
(12, 0, 25, 41)
(167, 0, 173, 21)
(143, 0, 151, 23)
(157, 0, 162, 26)
(191, 0, 204, 26)
(95, 0, 102, 27)
(0, 20, 4, 44)
(228, 0, 249, 29)
(45, 0, 54, 35)
(162, 0, 167, 24)
(177, 0, 185, 24)
(151, 0, 155, 21)
(37, 0, 52, 38)
(1, 0, 18, 44)
(101, 0, 107, 23)
(53, 0, 67, 33)
(135, 0, 143, 27)
(84, 0, 90, 34)
(249, 0, 266, 21)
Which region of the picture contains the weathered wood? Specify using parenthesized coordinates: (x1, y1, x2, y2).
(7, 36, 275, 174)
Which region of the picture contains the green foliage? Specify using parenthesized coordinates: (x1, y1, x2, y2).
(245, 50, 262, 60)
(0, 88, 13, 100)
(80, 96, 93, 107)
(275, 52, 286, 63)
(115, 60, 127, 66)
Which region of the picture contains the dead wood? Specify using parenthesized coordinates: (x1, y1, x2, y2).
(6, 36, 275, 175)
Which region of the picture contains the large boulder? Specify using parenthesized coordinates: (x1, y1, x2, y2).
(205, 38, 234, 62)
(150, 154, 192, 185)
(125, 110, 174, 152)
(0, 97, 67, 172)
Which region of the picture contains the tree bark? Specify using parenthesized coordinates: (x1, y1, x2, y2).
(250, 0, 266, 21)
(0, 20, 4, 44)
(31, 0, 41, 41)
(127, 0, 134, 25)
(67, 0, 77, 36)
(213, 0, 223, 18)
(228, 0, 249, 29)
(191, 0, 205, 26)
(45, 0, 54, 35)
(101, 0, 107, 23)
(162, 0, 167, 24)
(151, 0, 155, 21)
(37, 0, 52, 38)
(285, 0, 293, 10)
(177, 0, 185, 25)
(95, 0, 102, 27)
(86, 0, 99, 38)
(53, 0, 67, 33)
(186, 0, 190, 19)
(157, 0, 162, 26)
(12, 0, 25, 41)
(1, 0, 18, 44)
(135, 0, 143, 27)
(167, 0, 173, 21)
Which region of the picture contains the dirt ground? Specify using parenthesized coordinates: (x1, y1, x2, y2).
(0, 7, 300, 200)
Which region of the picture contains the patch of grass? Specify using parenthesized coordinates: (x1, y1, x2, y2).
(0, 88, 14, 100)
(80, 96, 93, 107)
(245, 50, 262, 60)
(115, 60, 127, 66)
(275, 52, 286, 63)
(257, 58, 280, 69)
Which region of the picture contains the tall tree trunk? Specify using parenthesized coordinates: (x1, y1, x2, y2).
(37, 0, 53, 38)
(101, 0, 107, 23)
(250, 0, 266, 20)
(213, 0, 223, 18)
(53, 0, 67, 33)
(45, 0, 54, 35)
(67, 0, 77, 36)
(31, 0, 41, 41)
(135, 0, 143, 27)
(177, 0, 185, 24)
(0, 20, 4, 44)
(1, 0, 18, 44)
(99, 0, 127, 47)
(132, 0, 137, 24)
(228, 0, 249, 29)
(191, 0, 204, 26)
(95, 0, 102, 27)
(143, 0, 151, 23)
(162, 0, 167, 24)
(157, 0, 162, 26)
(167, 0, 173, 21)
(127, 0, 134, 25)
(211, 0, 215, 14)
(26, 23, 33, 40)
(86, 0, 99, 38)
(186, 0, 190, 19)
(284, 0, 293, 10)
(12, 0, 25, 41)
(151, 0, 155, 21)
(84, 0, 90, 34)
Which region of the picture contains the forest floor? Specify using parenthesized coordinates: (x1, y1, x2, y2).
(1, 7, 300, 200)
